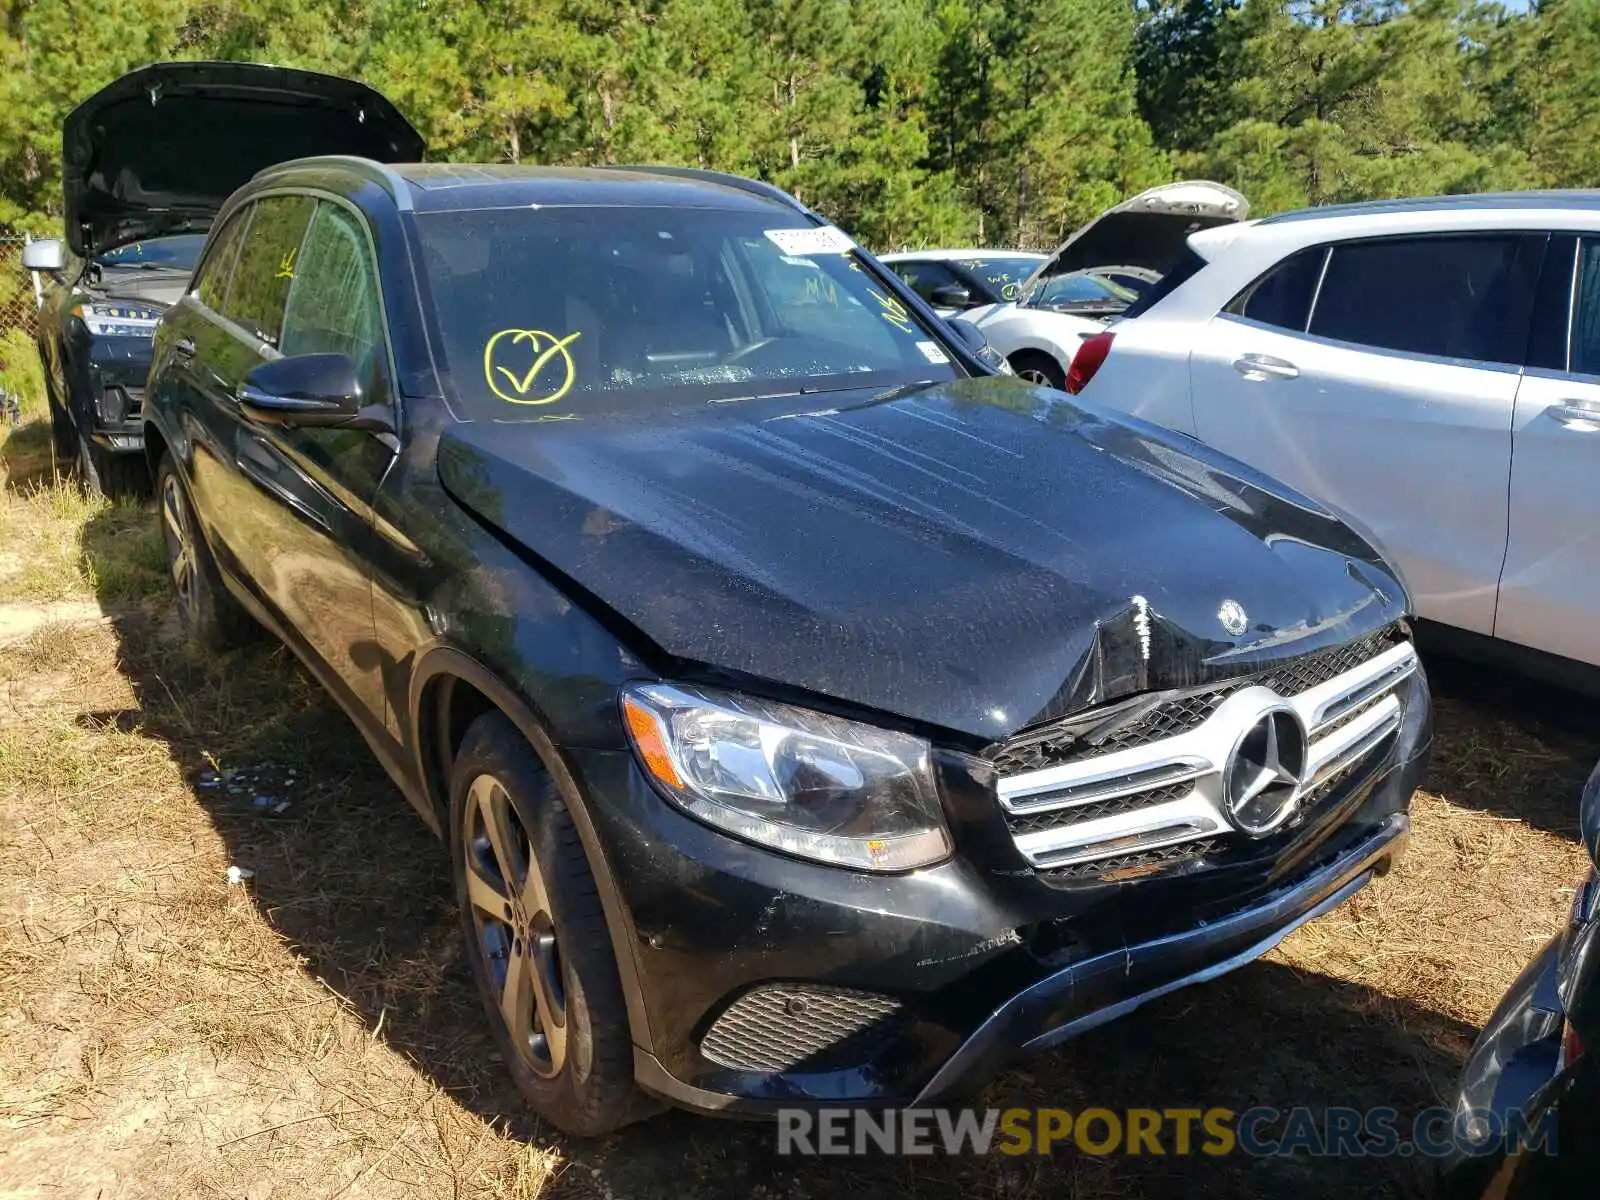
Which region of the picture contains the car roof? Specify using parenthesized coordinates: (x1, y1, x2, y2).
(877, 248, 1045, 262)
(254, 157, 811, 217)
(1259, 190, 1600, 225)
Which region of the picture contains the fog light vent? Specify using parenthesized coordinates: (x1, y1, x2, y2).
(700, 984, 907, 1074)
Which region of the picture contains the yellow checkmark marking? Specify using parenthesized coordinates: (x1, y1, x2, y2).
(483, 328, 583, 405)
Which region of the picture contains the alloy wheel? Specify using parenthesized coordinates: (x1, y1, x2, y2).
(160, 472, 199, 623)
(1016, 366, 1054, 386)
(462, 774, 568, 1079)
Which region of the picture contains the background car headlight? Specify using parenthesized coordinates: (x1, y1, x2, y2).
(621, 682, 951, 871)
(73, 302, 161, 337)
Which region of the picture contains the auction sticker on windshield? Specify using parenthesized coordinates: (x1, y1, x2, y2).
(765, 225, 855, 256)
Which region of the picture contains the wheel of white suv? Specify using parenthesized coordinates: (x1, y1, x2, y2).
(448, 711, 655, 1135)
(1009, 350, 1066, 390)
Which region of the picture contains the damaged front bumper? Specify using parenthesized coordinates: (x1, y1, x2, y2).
(566, 670, 1429, 1115)
(73, 332, 151, 450)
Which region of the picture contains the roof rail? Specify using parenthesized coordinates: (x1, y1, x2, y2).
(604, 165, 813, 217)
(252, 155, 413, 210)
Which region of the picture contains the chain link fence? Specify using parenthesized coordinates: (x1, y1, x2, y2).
(1, 234, 45, 426)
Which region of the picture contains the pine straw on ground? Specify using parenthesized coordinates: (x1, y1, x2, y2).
(1, 419, 1596, 1199)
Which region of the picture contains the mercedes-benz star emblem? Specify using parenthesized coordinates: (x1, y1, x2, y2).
(1223, 706, 1308, 835)
(1218, 598, 1248, 637)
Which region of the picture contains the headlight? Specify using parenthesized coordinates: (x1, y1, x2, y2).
(73, 302, 161, 337)
(621, 683, 951, 871)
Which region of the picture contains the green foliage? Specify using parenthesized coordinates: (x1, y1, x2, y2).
(0, 0, 1589, 254)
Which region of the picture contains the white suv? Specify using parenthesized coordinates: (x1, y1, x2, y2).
(1067, 193, 1600, 676)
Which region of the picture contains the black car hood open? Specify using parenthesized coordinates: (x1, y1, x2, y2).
(1026, 180, 1249, 286)
(438, 380, 1406, 744)
(63, 62, 425, 258)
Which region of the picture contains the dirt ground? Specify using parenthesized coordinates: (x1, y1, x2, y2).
(1, 416, 1595, 1200)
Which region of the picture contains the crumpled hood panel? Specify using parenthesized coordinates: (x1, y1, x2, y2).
(438, 379, 1406, 743)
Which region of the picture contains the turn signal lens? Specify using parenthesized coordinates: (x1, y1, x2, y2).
(622, 694, 685, 790)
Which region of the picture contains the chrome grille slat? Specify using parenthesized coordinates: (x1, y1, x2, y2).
(993, 634, 1416, 875)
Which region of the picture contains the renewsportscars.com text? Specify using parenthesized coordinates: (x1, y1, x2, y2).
(776, 1105, 1556, 1159)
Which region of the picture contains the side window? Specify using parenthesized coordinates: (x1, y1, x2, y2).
(892, 260, 964, 304)
(194, 208, 252, 312)
(1225, 248, 1326, 331)
(223, 195, 316, 346)
(1307, 235, 1541, 366)
(1526, 234, 1575, 372)
(281, 203, 388, 397)
(1570, 239, 1600, 377)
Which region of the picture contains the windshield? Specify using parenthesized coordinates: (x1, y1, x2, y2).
(1026, 270, 1137, 308)
(94, 234, 207, 270)
(953, 255, 1046, 302)
(414, 208, 964, 421)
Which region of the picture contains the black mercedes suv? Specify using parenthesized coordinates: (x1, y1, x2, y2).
(27, 62, 422, 495)
(144, 148, 1430, 1134)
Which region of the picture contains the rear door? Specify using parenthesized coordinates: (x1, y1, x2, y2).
(1189, 232, 1543, 636)
(1498, 235, 1600, 665)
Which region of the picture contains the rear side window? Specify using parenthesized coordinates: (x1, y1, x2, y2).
(1225, 248, 1325, 331)
(1308, 235, 1541, 366)
(194, 209, 251, 312)
(890, 260, 964, 304)
(223, 195, 316, 347)
(1121, 245, 1207, 319)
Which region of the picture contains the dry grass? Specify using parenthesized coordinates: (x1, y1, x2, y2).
(1, 412, 1595, 1199)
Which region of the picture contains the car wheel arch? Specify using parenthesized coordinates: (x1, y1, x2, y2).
(408, 644, 660, 1057)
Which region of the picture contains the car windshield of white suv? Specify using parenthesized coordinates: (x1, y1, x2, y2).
(955, 255, 1046, 301)
(415, 208, 964, 420)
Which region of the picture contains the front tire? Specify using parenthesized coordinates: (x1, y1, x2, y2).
(45, 375, 79, 464)
(78, 435, 149, 498)
(156, 452, 256, 651)
(1009, 350, 1066, 390)
(449, 711, 651, 1136)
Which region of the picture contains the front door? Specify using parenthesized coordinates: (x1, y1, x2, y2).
(205, 194, 397, 724)
(1499, 235, 1600, 666)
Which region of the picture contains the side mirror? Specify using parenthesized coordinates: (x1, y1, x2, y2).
(21, 238, 65, 274)
(929, 283, 974, 309)
(946, 317, 1010, 375)
(238, 353, 391, 432)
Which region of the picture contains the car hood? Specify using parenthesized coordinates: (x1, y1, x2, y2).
(437, 379, 1406, 744)
(63, 62, 425, 258)
(1025, 181, 1249, 286)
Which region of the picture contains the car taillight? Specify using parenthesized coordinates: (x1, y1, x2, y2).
(1065, 331, 1114, 394)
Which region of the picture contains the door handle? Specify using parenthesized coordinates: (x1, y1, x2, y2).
(1546, 400, 1600, 429)
(172, 336, 197, 359)
(1232, 354, 1299, 381)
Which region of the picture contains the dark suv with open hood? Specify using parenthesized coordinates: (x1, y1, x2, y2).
(26, 62, 422, 494)
(144, 151, 1430, 1135)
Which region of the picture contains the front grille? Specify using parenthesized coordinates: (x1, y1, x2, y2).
(991, 627, 1399, 776)
(1004, 781, 1193, 834)
(993, 627, 1415, 881)
(699, 984, 908, 1074)
(1038, 838, 1224, 885)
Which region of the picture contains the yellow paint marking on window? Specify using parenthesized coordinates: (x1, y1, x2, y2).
(483, 328, 584, 405)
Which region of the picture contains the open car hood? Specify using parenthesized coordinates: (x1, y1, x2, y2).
(63, 61, 425, 258)
(1025, 181, 1249, 286)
